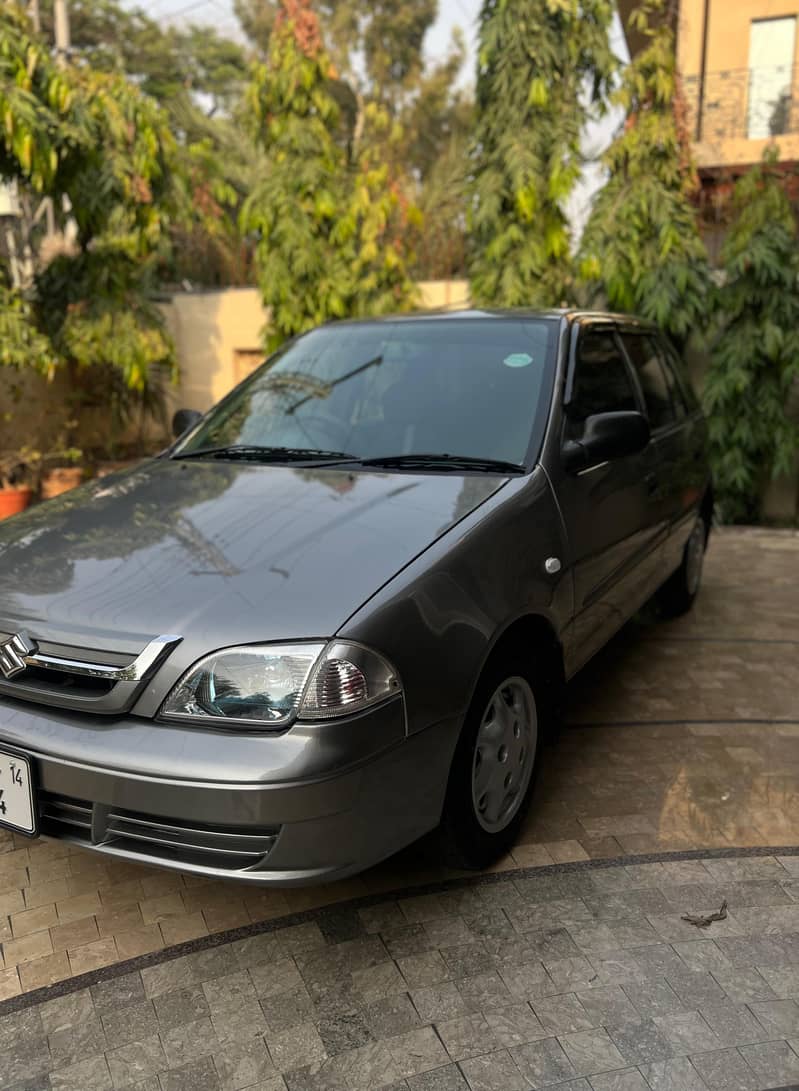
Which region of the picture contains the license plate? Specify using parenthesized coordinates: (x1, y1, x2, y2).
(0, 747, 37, 836)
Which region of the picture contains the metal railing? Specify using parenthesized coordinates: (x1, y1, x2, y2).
(683, 64, 799, 143)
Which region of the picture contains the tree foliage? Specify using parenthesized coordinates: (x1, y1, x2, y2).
(469, 0, 616, 307)
(0, 2, 180, 446)
(579, 0, 711, 341)
(241, 0, 417, 350)
(703, 152, 799, 522)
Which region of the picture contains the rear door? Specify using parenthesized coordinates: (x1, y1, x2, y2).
(554, 321, 664, 672)
(618, 328, 705, 577)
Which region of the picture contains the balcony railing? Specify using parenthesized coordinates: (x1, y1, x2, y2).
(683, 64, 799, 144)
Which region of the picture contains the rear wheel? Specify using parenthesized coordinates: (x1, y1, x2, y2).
(656, 515, 708, 618)
(440, 655, 544, 870)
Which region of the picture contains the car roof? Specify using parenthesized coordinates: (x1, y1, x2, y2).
(325, 308, 658, 329)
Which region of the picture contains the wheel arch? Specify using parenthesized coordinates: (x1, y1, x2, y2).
(469, 612, 566, 742)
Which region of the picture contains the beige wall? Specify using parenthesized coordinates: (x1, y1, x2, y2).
(162, 280, 471, 413)
(680, 0, 799, 169)
(619, 0, 799, 170)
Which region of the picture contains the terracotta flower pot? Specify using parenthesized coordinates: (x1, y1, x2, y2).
(0, 487, 33, 520)
(41, 466, 84, 500)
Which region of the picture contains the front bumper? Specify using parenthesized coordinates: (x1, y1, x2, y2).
(0, 696, 461, 885)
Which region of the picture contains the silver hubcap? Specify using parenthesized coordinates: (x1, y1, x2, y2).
(685, 519, 705, 595)
(471, 676, 537, 833)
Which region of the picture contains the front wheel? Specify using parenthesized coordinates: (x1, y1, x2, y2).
(656, 515, 708, 618)
(440, 656, 543, 870)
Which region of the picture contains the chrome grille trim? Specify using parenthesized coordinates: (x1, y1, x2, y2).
(23, 634, 182, 681)
(40, 791, 280, 871)
(0, 633, 182, 714)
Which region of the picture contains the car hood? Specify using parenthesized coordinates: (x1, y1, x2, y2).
(0, 459, 507, 651)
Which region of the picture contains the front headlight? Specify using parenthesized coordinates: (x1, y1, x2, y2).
(160, 641, 401, 729)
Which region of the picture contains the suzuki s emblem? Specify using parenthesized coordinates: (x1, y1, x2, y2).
(0, 631, 37, 680)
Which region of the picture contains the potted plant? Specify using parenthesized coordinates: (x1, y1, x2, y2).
(40, 445, 84, 500)
(0, 449, 41, 519)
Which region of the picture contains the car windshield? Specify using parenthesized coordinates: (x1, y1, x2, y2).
(174, 317, 557, 468)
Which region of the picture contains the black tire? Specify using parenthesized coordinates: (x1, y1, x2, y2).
(656, 514, 709, 618)
(440, 652, 546, 870)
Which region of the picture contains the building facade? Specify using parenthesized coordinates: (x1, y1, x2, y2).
(620, 1, 799, 189)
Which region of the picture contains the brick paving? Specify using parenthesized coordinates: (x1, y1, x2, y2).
(1, 526, 798, 1088)
(4, 854, 799, 1089)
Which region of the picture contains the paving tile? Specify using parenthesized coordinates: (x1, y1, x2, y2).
(247, 958, 303, 1002)
(459, 1048, 527, 1091)
(482, 1002, 549, 1048)
(105, 1033, 167, 1088)
(66, 937, 117, 976)
(0, 947, 24, 990)
(439, 943, 493, 980)
(405, 1063, 468, 1091)
(383, 1027, 449, 1079)
(532, 992, 594, 1034)
(575, 985, 640, 1028)
(50, 1054, 112, 1091)
(49, 916, 100, 953)
(260, 985, 315, 1032)
(91, 971, 146, 1013)
(606, 1019, 674, 1065)
(709, 966, 776, 1003)
(140, 957, 196, 999)
(588, 1070, 650, 1091)
(411, 981, 470, 1023)
(47, 1012, 106, 1068)
(758, 964, 799, 998)
(397, 951, 451, 990)
(510, 1035, 577, 1086)
(212, 999, 268, 1044)
(663, 969, 726, 1007)
(738, 1040, 799, 1086)
(436, 1011, 498, 1062)
(699, 1001, 769, 1047)
(100, 998, 158, 1049)
(38, 989, 95, 1036)
(315, 1011, 374, 1057)
(266, 1022, 327, 1073)
(689, 1048, 758, 1091)
(152, 984, 210, 1030)
(363, 994, 421, 1038)
(456, 970, 513, 1011)
(160, 1056, 221, 1091)
(212, 1037, 276, 1090)
(559, 1027, 626, 1076)
(638, 1056, 709, 1091)
(160, 1015, 220, 1068)
(748, 997, 799, 1037)
(620, 980, 685, 1020)
(19, 951, 72, 991)
(498, 960, 554, 1001)
(652, 1011, 721, 1055)
(202, 970, 258, 1014)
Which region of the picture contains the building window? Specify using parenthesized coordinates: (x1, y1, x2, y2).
(748, 16, 797, 139)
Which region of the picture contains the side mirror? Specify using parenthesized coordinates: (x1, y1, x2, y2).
(562, 411, 650, 473)
(172, 408, 202, 440)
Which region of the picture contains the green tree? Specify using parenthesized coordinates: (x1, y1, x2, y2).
(579, 0, 710, 341)
(234, 0, 471, 278)
(469, 0, 616, 307)
(242, 0, 416, 350)
(703, 151, 799, 523)
(0, 3, 182, 445)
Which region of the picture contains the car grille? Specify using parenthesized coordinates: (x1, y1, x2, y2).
(0, 632, 181, 715)
(39, 791, 281, 872)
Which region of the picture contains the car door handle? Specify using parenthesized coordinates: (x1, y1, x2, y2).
(644, 472, 658, 495)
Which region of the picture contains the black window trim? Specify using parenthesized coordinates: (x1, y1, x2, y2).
(563, 317, 644, 416)
(615, 324, 684, 438)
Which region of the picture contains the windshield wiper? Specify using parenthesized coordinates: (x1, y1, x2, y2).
(351, 453, 526, 474)
(173, 445, 357, 464)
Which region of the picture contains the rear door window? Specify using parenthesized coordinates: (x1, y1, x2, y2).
(566, 328, 639, 440)
(620, 332, 677, 432)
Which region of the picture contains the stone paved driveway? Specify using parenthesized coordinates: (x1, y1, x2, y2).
(1, 527, 798, 1089)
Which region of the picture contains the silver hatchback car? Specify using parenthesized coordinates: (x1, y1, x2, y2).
(0, 311, 711, 884)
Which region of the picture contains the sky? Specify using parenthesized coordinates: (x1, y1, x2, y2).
(138, 0, 629, 237)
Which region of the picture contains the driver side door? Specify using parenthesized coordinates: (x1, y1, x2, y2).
(555, 321, 665, 674)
